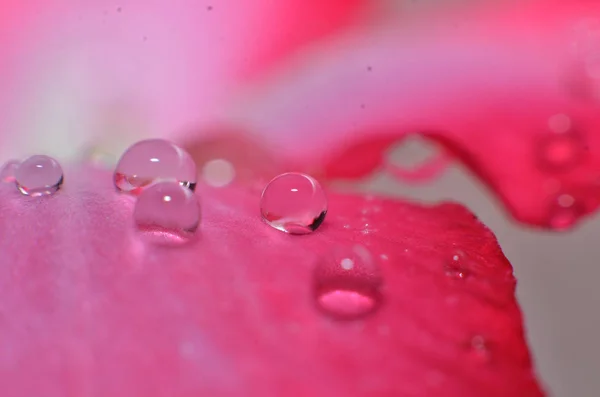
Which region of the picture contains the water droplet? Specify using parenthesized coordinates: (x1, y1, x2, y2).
(260, 172, 327, 234)
(536, 130, 585, 171)
(133, 181, 200, 245)
(14, 155, 64, 196)
(114, 139, 197, 194)
(445, 264, 470, 279)
(445, 252, 470, 279)
(0, 160, 19, 183)
(469, 335, 491, 362)
(314, 245, 383, 320)
(548, 193, 584, 230)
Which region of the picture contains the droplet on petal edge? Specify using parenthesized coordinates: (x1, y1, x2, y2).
(547, 193, 585, 230)
(260, 172, 327, 234)
(14, 155, 64, 197)
(133, 181, 200, 245)
(314, 245, 383, 320)
(114, 139, 197, 194)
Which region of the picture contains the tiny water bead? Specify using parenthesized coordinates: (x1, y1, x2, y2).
(14, 155, 64, 196)
(260, 172, 327, 234)
(314, 245, 383, 320)
(114, 139, 197, 194)
(468, 335, 492, 363)
(445, 251, 471, 280)
(133, 181, 200, 244)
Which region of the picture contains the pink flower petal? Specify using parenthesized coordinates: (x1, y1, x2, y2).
(0, 166, 543, 396)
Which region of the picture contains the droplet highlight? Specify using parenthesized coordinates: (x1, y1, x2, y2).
(314, 245, 383, 320)
(260, 172, 327, 234)
(14, 155, 64, 196)
(114, 139, 197, 194)
(133, 181, 200, 245)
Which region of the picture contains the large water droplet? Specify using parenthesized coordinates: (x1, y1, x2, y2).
(133, 181, 200, 245)
(114, 139, 197, 194)
(0, 160, 19, 183)
(314, 245, 383, 320)
(260, 172, 327, 234)
(14, 155, 64, 196)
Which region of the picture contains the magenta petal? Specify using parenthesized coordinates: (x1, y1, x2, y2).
(0, 166, 543, 396)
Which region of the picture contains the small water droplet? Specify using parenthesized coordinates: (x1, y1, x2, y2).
(260, 172, 327, 234)
(548, 193, 584, 230)
(469, 335, 491, 362)
(114, 139, 197, 194)
(536, 130, 585, 171)
(15, 155, 64, 196)
(445, 252, 470, 279)
(314, 245, 383, 320)
(133, 181, 200, 245)
(445, 264, 470, 279)
(0, 160, 20, 183)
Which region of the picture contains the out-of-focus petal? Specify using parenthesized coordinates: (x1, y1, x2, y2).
(218, 0, 600, 229)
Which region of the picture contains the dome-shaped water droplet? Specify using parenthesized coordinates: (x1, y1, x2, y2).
(133, 181, 200, 245)
(14, 155, 64, 196)
(0, 160, 19, 183)
(114, 139, 197, 194)
(260, 172, 327, 234)
(314, 245, 383, 320)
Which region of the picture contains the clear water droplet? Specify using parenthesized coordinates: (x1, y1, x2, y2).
(14, 155, 64, 196)
(114, 139, 197, 194)
(0, 160, 20, 183)
(133, 181, 200, 245)
(314, 245, 383, 320)
(536, 131, 585, 171)
(260, 172, 327, 234)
